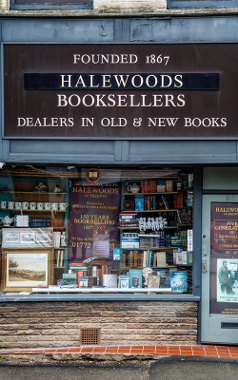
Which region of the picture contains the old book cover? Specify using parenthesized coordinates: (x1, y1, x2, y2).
(148, 274, 161, 288)
(156, 251, 166, 267)
(176, 250, 183, 265)
(171, 271, 188, 293)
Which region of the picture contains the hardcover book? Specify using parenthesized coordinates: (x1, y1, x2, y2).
(119, 276, 130, 288)
(176, 249, 183, 265)
(156, 180, 165, 192)
(147, 274, 161, 288)
(63, 273, 77, 285)
(129, 269, 142, 288)
(135, 196, 144, 211)
(170, 271, 188, 293)
(156, 251, 166, 267)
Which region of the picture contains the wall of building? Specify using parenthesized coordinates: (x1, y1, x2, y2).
(0, 301, 198, 348)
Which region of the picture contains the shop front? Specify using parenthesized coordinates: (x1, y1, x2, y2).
(1, 14, 238, 348)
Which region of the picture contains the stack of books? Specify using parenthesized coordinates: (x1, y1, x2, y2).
(30, 218, 51, 227)
(118, 213, 138, 228)
(15, 215, 29, 227)
(121, 232, 139, 249)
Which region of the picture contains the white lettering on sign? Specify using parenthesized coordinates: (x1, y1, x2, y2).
(59, 74, 184, 89)
(17, 117, 74, 127)
(56, 93, 186, 108)
(184, 118, 227, 127)
(73, 54, 138, 65)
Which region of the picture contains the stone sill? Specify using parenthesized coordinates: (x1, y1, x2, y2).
(1, 8, 238, 17)
(0, 293, 200, 302)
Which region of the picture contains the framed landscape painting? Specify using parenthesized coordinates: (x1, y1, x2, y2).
(1, 249, 53, 292)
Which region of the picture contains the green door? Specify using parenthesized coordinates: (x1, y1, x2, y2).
(201, 195, 238, 344)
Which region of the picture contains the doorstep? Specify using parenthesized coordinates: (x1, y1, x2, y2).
(0, 345, 238, 358)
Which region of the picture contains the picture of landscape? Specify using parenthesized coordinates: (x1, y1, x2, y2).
(6, 253, 48, 287)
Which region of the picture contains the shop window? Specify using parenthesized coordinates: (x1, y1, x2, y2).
(10, 0, 92, 10)
(0, 166, 194, 297)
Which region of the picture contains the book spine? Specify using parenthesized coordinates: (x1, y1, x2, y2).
(144, 181, 149, 193)
(134, 250, 138, 267)
(153, 252, 157, 267)
(122, 253, 126, 268)
(161, 196, 167, 209)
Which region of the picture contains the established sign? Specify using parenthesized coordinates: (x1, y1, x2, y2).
(3, 44, 238, 139)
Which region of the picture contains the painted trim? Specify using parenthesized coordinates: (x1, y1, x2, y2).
(168, 0, 238, 9)
(10, 0, 93, 10)
(0, 294, 201, 302)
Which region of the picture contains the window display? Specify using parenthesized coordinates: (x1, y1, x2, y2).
(0, 166, 193, 295)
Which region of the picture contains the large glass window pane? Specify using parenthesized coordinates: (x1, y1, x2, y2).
(0, 165, 193, 295)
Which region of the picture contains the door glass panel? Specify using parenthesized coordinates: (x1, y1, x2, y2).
(210, 202, 238, 315)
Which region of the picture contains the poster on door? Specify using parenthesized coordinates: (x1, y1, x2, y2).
(210, 202, 238, 314)
(68, 184, 121, 264)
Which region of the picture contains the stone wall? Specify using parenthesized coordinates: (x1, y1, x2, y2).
(0, 301, 197, 349)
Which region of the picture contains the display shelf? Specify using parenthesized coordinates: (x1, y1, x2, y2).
(52, 227, 67, 230)
(120, 265, 177, 270)
(54, 266, 65, 269)
(122, 208, 192, 213)
(122, 209, 177, 213)
(122, 192, 179, 196)
(0, 208, 66, 212)
(119, 227, 139, 230)
(1, 226, 66, 230)
(0, 191, 67, 195)
(120, 265, 192, 270)
(120, 246, 187, 251)
(119, 224, 192, 230)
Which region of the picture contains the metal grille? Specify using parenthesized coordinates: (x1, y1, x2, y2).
(80, 329, 100, 345)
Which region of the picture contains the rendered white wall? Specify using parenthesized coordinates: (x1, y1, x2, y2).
(94, 0, 167, 11)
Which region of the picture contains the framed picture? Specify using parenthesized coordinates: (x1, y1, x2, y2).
(1, 249, 54, 292)
(6, 232, 20, 245)
(2, 228, 54, 248)
(20, 232, 35, 244)
(119, 276, 130, 288)
(147, 274, 161, 288)
(36, 232, 51, 245)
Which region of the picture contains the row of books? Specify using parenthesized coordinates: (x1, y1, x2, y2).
(133, 195, 183, 211)
(140, 180, 175, 193)
(140, 180, 157, 193)
(68, 259, 109, 286)
(30, 218, 51, 227)
(119, 268, 188, 293)
(122, 248, 192, 268)
(173, 248, 193, 265)
(122, 250, 171, 268)
(135, 195, 157, 211)
(139, 231, 166, 249)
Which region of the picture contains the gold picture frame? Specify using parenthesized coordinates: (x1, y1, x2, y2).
(1, 248, 54, 293)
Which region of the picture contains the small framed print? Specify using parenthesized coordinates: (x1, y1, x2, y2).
(119, 276, 130, 289)
(2, 228, 53, 248)
(20, 232, 35, 244)
(6, 232, 20, 245)
(1, 249, 54, 292)
(36, 232, 51, 245)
